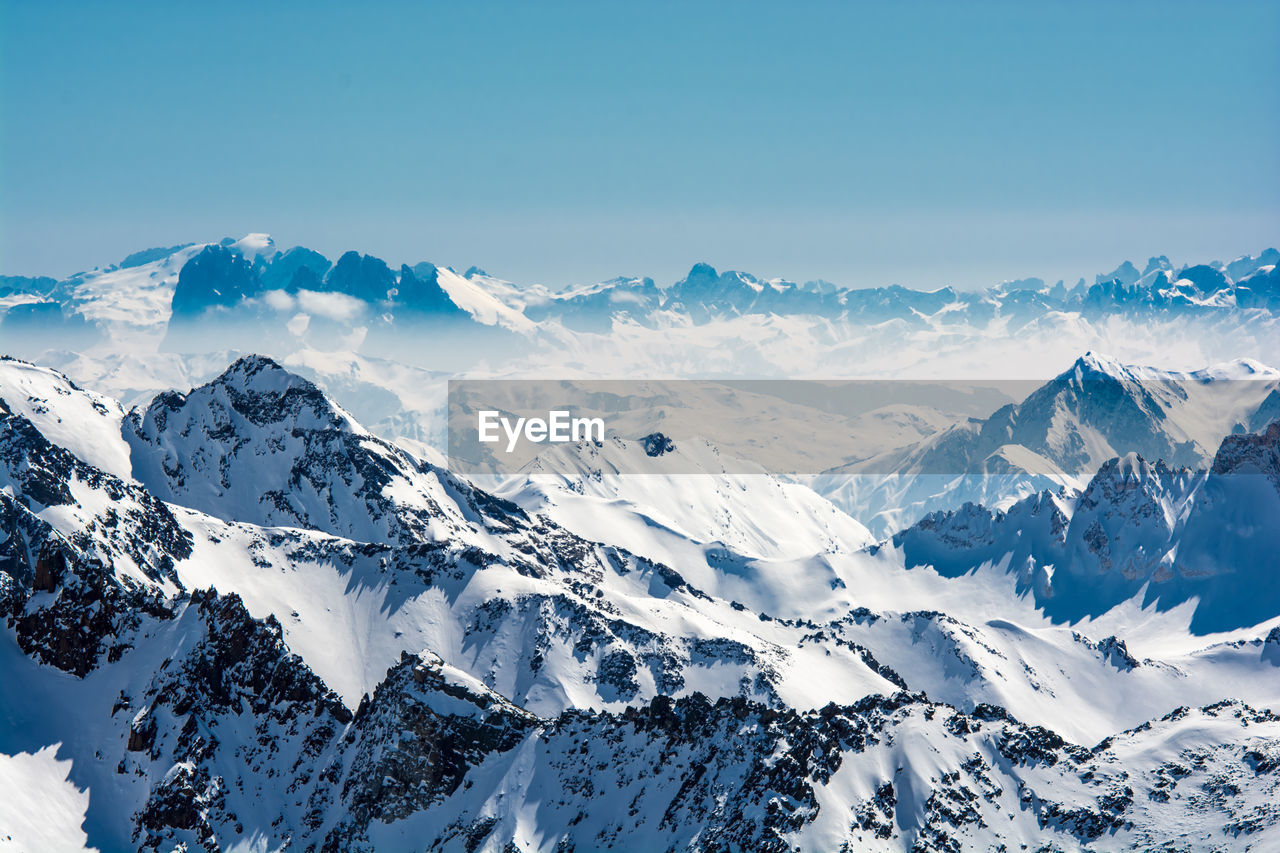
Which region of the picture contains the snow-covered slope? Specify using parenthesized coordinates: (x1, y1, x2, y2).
(48, 242, 208, 343)
(502, 434, 874, 558)
(497, 434, 874, 617)
(0, 357, 132, 479)
(0, 745, 97, 853)
(433, 266, 537, 332)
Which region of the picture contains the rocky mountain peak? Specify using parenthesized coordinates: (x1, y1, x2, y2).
(1210, 419, 1280, 486)
(1078, 452, 1186, 508)
(171, 244, 260, 316)
(325, 251, 396, 303)
(1069, 351, 1134, 382)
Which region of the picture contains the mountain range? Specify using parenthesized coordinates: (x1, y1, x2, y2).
(4, 235, 1280, 851)
(4, 350, 1280, 850)
(3, 236, 1278, 360)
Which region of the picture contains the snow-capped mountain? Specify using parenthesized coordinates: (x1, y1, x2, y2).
(816, 353, 1280, 537)
(5, 352, 1280, 850)
(124, 354, 469, 546)
(5, 237, 1280, 376)
(891, 415, 1280, 634)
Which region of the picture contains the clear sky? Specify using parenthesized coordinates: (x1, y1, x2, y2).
(2, 0, 1277, 290)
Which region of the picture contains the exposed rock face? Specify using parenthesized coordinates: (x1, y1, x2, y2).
(258, 246, 332, 292)
(322, 653, 539, 850)
(1211, 419, 1280, 485)
(171, 245, 261, 316)
(394, 263, 467, 316)
(324, 251, 397, 304)
(641, 432, 675, 457)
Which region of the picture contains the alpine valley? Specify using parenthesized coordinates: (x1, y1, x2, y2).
(3, 236, 1280, 853)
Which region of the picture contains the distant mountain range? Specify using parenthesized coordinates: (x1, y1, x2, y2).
(2, 235, 1278, 358)
(818, 352, 1280, 536)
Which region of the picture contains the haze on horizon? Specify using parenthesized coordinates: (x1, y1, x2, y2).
(1, 0, 1277, 291)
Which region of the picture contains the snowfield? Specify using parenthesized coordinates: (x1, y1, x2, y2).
(0, 745, 97, 853)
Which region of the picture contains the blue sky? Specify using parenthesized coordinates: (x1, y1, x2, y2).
(2, 0, 1277, 289)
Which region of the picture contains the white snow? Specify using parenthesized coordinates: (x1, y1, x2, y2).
(434, 267, 536, 332)
(0, 746, 97, 853)
(0, 358, 133, 479)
